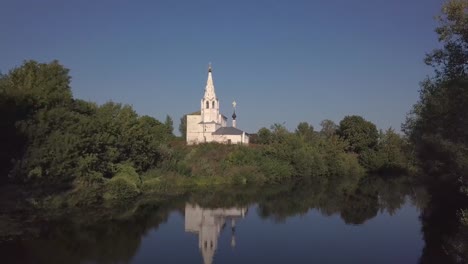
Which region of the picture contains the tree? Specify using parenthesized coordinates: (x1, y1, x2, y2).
(424, 0, 468, 81)
(338, 115, 378, 153)
(320, 119, 338, 138)
(257, 127, 272, 144)
(295, 122, 314, 142)
(2, 60, 73, 110)
(164, 115, 173, 135)
(403, 0, 468, 180)
(179, 114, 187, 140)
(403, 2, 468, 262)
(0, 60, 74, 183)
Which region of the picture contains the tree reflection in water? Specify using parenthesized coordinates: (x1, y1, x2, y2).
(0, 174, 437, 263)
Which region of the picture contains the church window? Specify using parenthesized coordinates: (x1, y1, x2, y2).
(206, 101, 209, 109)
(212, 101, 215, 108)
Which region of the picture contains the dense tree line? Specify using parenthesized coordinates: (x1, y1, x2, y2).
(0, 60, 174, 204)
(252, 116, 411, 174)
(402, 1, 468, 262)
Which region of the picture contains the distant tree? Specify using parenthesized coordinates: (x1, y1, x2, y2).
(320, 119, 338, 138)
(164, 115, 174, 135)
(338, 115, 378, 153)
(295, 122, 314, 142)
(179, 114, 187, 140)
(257, 127, 272, 144)
(270, 123, 290, 143)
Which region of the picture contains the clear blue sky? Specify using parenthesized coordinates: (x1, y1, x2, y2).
(0, 0, 443, 134)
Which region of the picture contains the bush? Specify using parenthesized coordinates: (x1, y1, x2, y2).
(259, 157, 293, 183)
(103, 177, 140, 201)
(103, 164, 141, 201)
(113, 164, 142, 188)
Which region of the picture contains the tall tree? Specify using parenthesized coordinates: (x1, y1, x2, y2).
(0, 60, 73, 182)
(403, 0, 468, 180)
(179, 114, 187, 140)
(403, 1, 468, 262)
(164, 115, 174, 135)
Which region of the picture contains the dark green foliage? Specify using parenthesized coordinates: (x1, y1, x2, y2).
(179, 114, 187, 139)
(0, 61, 73, 182)
(164, 114, 174, 135)
(0, 60, 173, 199)
(403, 1, 468, 262)
(256, 127, 272, 144)
(338, 115, 379, 153)
(403, 0, 468, 193)
(103, 164, 141, 202)
(360, 128, 412, 173)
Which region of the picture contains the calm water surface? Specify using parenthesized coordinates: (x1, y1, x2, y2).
(1, 188, 424, 264)
(132, 201, 422, 264)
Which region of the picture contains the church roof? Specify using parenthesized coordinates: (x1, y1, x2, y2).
(212, 127, 245, 135)
(199, 121, 218, 124)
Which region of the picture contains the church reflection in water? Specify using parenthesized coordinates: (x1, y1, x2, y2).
(185, 204, 248, 264)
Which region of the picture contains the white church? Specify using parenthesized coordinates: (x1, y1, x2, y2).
(186, 65, 249, 145)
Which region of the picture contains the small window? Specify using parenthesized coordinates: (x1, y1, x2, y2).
(212, 101, 215, 108)
(206, 101, 209, 109)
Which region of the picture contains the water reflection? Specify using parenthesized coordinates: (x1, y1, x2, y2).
(0, 175, 432, 263)
(185, 204, 247, 264)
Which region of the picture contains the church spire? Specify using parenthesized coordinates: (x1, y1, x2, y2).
(204, 63, 216, 100)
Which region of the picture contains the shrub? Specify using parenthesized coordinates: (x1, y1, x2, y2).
(113, 163, 142, 188)
(103, 164, 141, 201)
(103, 177, 140, 201)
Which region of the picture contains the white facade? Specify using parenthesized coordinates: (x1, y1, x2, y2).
(186, 66, 249, 145)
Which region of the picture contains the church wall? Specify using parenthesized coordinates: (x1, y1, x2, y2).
(211, 134, 249, 145)
(187, 114, 202, 145)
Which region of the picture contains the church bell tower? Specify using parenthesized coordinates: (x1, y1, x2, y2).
(201, 64, 220, 123)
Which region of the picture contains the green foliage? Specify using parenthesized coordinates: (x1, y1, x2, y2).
(404, 0, 468, 184)
(113, 164, 142, 188)
(1, 60, 72, 110)
(295, 122, 315, 142)
(338, 115, 379, 153)
(425, 0, 468, 81)
(0, 60, 173, 198)
(104, 177, 140, 202)
(179, 114, 187, 140)
(256, 127, 272, 144)
(103, 164, 142, 202)
(403, 2, 468, 262)
(320, 119, 338, 138)
(164, 114, 174, 135)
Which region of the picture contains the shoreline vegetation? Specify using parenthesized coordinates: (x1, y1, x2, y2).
(0, 59, 412, 211)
